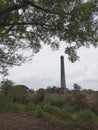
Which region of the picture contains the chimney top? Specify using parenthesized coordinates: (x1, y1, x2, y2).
(60, 55, 64, 59)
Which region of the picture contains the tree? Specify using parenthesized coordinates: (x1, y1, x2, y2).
(0, 0, 98, 74)
(14, 84, 29, 92)
(12, 84, 29, 103)
(74, 83, 81, 91)
(0, 79, 14, 96)
(46, 86, 60, 93)
(0, 80, 29, 102)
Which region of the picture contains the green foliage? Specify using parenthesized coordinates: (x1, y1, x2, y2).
(37, 89, 45, 102)
(62, 104, 75, 113)
(73, 91, 88, 110)
(0, 0, 98, 73)
(1, 79, 14, 97)
(24, 103, 48, 117)
(12, 87, 28, 103)
(87, 93, 98, 115)
(33, 106, 46, 117)
(0, 0, 6, 8)
(61, 105, 75, 120)
(1, 86, 98, 129)
(0, 97, 26, 113)
(25, 103, 37, 113)
(14, 85, 29, 92)
(75, 109, 98, 129)
(45, 94, 67, 107)
(46, 86, 60, 93)
(42, 102, 61, 117)
(27, 90, 45, 104)
(0, 80, 28, 103)
(73, 83, 81, 91)
(77, 109, 98, 121)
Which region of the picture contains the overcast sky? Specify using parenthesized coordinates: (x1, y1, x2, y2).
(0, 44, 98, 91)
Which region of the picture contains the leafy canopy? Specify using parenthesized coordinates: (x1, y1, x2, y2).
(0, 0, 98, 74)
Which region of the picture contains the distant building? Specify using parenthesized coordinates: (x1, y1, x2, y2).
(60, 56, 66, 93)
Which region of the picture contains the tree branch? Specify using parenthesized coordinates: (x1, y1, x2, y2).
(0, 21, 59, 32)
(0, 3, 26, 16)
(0, 59, 21, 66)
(23, 1, 57, 14)
(0, 22, 52, 27)
(0, 1, 57, 16)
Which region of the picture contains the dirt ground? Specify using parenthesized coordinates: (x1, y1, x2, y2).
(0, 112, 64, 130)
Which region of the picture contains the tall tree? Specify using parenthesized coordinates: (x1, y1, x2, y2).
(0, 0, 98, 74)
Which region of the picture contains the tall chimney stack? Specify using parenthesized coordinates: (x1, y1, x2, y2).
(60, 55, 66, 93)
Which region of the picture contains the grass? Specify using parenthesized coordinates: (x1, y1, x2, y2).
(0, 90, 98, 130)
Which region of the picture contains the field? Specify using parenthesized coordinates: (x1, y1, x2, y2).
(0, 82, 98, 130)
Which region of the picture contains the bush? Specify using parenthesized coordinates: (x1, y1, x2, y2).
(12, 86, 28, 103)
(34, 106, 46, 117)
(77, 109, 98, 121)
(24, 103, 47, 117)
(37, 89, 45, 102)
(42, 102, 61, 118)
(0, 97, 13, 111)
(45, 94, 67, 107)
(73, 92, 88, 110)
(0, 97, 26, 113)
(61, 105, 75, 120)
(88, 94, 98, 115)
(25, 103, 37, 113)
(75, 109, 98, 129)
(29, 90, 45, 104)
(62, 104, 75, 113)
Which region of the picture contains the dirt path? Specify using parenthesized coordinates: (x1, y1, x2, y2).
(0, 112, 64, 130)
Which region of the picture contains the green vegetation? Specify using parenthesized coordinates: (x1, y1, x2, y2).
(0, 0, 98, 74)
(0, 80, 98, 129)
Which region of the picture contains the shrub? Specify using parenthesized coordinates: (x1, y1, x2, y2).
(75, 109, 98, 129)
(12, 86, 28, 103)
(34, 106, 46, 117)
(45, 94, 67, 107)
(73, 92, 88, 110)
(25, 103, 37, 113)
(30, 89, 45, 104)
(88, 94, 98, 115)
(61, 105, 75, 120)
(37, 89, 45, 102)
(0, 97, 26, 113)
(10, 103, 26, 113)
(62, 104, 75, 113)
(0, 97, 13, 111)
(42, 102, 61, 117)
